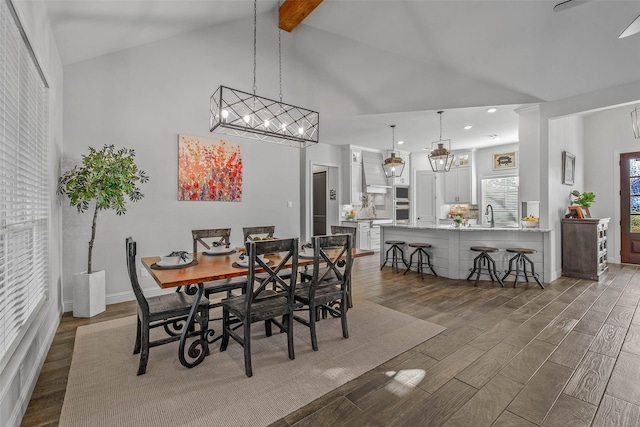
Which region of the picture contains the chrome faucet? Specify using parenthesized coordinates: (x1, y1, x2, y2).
(485, 204, 495, 228)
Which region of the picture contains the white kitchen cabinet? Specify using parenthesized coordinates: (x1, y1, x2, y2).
(350, 162, 363, 204)
(444, 167, 472, 204)
(369, 226, 381, 251)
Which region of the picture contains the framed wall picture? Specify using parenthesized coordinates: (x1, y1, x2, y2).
(567, 205, 584, 218)
(562, 151, 575, 185)
(492, 151, 517, 170)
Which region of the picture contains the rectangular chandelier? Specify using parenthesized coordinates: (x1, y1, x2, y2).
(209, 85, 319, 148)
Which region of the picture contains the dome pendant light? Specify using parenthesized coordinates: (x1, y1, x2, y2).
(382, 125, 405, 178)
(428, 111, 455, 173)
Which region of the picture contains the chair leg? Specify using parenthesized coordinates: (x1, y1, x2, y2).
(265, 319, 273, 337)
(524, 254, 545, 289)
(244, 322, 253, 377)
(220, 309, 230, 352)
(502, 255, 516, 282)
(488, 256, 504, 287)
(286, 313, 295, 360)
(341, 300, 349, 339)
(133, 316, 142, 355)
(381, 245, 394, 270)
(310, 304, 319, 351)
(137, 321, 150, 376)
(426, 250, 437, 276)
(199, 307, 210, 357)
(404, 249, 416, 275)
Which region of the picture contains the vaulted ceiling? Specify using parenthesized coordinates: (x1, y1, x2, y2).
(41, 0, 640, 151)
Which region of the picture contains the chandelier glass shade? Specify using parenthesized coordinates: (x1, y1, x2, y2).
(632, 106, 640, 139)
(209, 0, 319, 149)
(382, 125, 405, 178)
(209, 86, 319, 148)
(428, 111, 455, 173)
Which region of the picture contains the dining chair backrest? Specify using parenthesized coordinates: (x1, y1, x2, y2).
(330, 225, 357, 240)
(192, 228, 231, 253)
(244, 238, 298, 311)
(126, 237, 149, 316)
(243, 225, 275, 242)
(310, 234, 352, 298)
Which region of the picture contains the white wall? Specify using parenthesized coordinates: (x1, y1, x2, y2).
(583, 104, 640, 263)
(1, 2, 64, 426)
(62, 13, 301, 309)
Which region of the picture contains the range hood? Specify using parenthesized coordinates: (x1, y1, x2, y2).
(362, 151, 391, 193)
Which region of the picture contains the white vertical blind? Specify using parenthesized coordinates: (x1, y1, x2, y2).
(482, 177, 519, 226)
(0, 0, 49, 364)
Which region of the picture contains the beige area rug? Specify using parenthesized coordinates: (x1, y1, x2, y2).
(59, 299, 445, 427)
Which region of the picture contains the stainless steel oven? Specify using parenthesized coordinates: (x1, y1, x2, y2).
(394, 185, 409, 201)
(394, 201, 410, 224)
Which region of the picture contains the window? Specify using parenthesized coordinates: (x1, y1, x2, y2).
(481, 177, 519, 226)
(0, 0, 49, 366)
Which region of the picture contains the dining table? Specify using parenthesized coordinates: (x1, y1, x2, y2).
(141, 245, 374, 368)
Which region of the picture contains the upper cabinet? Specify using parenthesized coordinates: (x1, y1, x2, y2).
(444, 167, 472, 204)
(343, 147, 364, 205)
(452, 150, 471, 169)
(385, 150, 411, 185)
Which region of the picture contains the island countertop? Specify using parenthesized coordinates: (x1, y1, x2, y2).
(380, 222, 552, 232)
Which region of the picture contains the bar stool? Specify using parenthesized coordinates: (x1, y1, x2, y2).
(502, 248, 544, 289)
(381, 240, 407, 272)
(466, 246, 504, 287)
(404, 243, 437, 279)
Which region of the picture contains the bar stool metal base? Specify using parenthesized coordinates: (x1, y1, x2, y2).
(502, 248, 544, 289)
(404, 243, 437, 279)
(381, 240, 408, 272)
(466, 246, 504, 287)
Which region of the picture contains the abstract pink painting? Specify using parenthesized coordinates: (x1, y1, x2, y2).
(178, 134, 242, 201)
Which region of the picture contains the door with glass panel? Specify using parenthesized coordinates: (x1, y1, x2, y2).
(620, 152, 640, 264)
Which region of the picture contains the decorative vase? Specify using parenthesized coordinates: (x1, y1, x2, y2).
(73, 270, 106, 317)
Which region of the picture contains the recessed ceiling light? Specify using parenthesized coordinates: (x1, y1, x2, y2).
(397, 140, 404, 145)
(487, 108, 497, 113)
(463, 125, 472, 130)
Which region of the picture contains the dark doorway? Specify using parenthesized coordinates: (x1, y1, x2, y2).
(620, 151, 640, 264)
(313, 171, 327, 236)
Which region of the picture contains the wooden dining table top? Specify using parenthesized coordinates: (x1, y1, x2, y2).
(142, 247, 374, 289)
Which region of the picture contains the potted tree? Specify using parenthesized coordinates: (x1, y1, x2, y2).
(58, 145, 149, 317)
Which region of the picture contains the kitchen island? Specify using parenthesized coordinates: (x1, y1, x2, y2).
(381, 223, 553, 282)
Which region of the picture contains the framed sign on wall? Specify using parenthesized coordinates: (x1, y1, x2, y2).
(492, 151, 517, 170)
(562, 151, 575, 185)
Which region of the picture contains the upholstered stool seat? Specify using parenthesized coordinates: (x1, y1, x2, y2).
(381, 240, 408, 272)
(466, 246, 504, 287)
(403, 243, 437, 279)
(502, 248, 544, 288)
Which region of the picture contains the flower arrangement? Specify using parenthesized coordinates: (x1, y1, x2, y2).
(452, 213, 464, 227)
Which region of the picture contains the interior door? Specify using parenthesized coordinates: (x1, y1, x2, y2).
(621, 152, 640, 263)
(313, 171, 327, 236)
(415, 170, 436, 225)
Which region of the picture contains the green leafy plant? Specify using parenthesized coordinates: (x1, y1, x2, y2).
(453, 213, 464, 225)
(571, 190, 596, 207)
(58, 145, 149, 274)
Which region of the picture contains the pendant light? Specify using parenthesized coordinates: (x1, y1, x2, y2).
(209, 0, 319, 148)
(428, 111, 455, 173)
(382, 125, 405, 178)
(632, 106, 640, 139)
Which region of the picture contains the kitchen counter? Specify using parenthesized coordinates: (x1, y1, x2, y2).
(381, 224, 552, 282)
(382, 222, 552, 232)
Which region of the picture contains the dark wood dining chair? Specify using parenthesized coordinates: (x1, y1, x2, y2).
(294, 234, 352, 351)
(220, 238, 299, 377)
(330, 225, 357, 241)
(242, 225, 275, 242)
(189, 229, 247, 304)
(126, 237, 210, 375)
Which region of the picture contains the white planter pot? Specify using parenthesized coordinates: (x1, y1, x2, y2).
(73, 270, 106, 318)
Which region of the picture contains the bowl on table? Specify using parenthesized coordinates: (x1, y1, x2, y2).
(521, 220, 539, 228)
(159, 256, 188, 266)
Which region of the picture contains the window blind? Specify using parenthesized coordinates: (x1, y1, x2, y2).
(482, 177, 519, 225)
(0, 0, 49, 365)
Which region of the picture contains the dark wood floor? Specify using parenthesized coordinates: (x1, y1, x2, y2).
(21, 255, 640, 426)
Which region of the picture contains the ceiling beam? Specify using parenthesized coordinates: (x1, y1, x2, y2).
(279, 0, 323, 32)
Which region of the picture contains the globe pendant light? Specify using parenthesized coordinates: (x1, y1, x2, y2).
(428, 111, 455, 173)
(382, 125, 405, 178)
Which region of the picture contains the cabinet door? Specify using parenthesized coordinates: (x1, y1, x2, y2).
(443, 170, 458, 203)
(351, 163, 362, 204)
(456, 167, 472, 203)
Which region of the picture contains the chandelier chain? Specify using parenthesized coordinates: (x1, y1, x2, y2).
(278, 0, 283, 103)
(253, 0, 257, 95)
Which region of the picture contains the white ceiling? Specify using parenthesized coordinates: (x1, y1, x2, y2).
(40, 0, 640, 152)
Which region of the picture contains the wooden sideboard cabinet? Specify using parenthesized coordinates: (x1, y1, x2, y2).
(561, 218, 609, 280)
